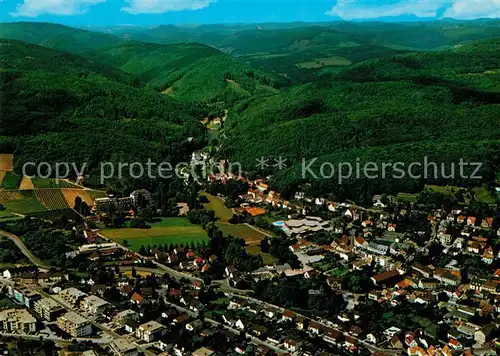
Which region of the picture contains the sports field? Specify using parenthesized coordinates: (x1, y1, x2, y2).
(100, 217, 209, 251)
(201, 192, 233, 222)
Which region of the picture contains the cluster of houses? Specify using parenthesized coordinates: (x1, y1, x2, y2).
(203, 173, 500, 354)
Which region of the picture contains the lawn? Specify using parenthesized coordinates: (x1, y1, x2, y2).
(216, 223, 267, 244)
(395, 192, 419, 202)
(100, 217, 209, 251)
(425, 184, 496, 204)
(246, 244, 274, 266)
(201, 192, 234, 222)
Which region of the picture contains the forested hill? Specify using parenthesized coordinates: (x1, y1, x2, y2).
(335, 38, 500, 92)
(0, 39, 135, 86)
(222, 39, 500, 202)
(0, 22, 281, 103)
(0, 22, 122, 55)
(90, 41, 281, 103)
(0, 39, 207, 181)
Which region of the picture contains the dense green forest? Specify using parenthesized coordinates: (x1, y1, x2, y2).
(0, 22, 282, 102)
(82, 19, 500, 83)
(1, 21, 499, 201)
(90, 41, 281, 103)
(222, 40, 500, 201)
(0, 39, 207, 179)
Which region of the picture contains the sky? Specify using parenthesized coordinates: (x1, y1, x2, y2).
(0, 0, 499, 25)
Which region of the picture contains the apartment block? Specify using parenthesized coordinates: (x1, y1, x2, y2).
(81, 295, 110, 316)
(0, 308, 36, 333)
(110, 339, 138, 356)
(59, 288, 88, 307)
(34, 297, 66, 321)
(57, 311, 92, 337)
(136, 320, 166, 342)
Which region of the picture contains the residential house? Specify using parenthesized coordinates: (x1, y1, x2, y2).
(474, 324, 497, 345)
(284, 338, 301, 353)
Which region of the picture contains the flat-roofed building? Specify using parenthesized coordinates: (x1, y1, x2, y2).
(57, 311, 92, 337)
(135, 320, 166, 342)
(7, 285, 41, 308)
(81, 295, 110, 316)
(110, 339, 138, 356)
(0, 308, 36, 333)
(59, 288, 87, 307)
(192, 347, 216, 356)
(34, 298, 65, 321)
(113, 309, 139, 326)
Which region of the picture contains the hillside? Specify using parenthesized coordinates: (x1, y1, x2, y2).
(91, 41, 281, 103)
(335, 38, 500, 92)
(0, 22, 122, 56)
(91, 20, 500, 83)
(0, 40, 206, 181)
(0, 22, 280, 103)
(222, 40, 500, 202)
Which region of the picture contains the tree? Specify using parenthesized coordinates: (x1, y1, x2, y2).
(260, 237, 270, 253)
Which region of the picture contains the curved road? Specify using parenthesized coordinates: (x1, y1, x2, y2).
(0, 229, 53, 270)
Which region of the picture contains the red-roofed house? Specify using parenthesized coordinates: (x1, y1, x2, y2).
(130, 292, 144, 306)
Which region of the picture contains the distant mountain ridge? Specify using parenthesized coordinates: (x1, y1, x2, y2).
(0, 22, 281, 103)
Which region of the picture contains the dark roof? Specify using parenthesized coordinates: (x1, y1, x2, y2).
(372, 270, 400, 283)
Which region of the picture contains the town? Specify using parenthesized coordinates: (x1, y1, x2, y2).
(0, 168, 498, 356)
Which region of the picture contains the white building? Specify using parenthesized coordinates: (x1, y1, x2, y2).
(57, 311, 92, 337)
(0, 308, 36, 333)
(110, 339, 138, 356)
(136, 321, 166, 342)
(81, 295, 110, 316)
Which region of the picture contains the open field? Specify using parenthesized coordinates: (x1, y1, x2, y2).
(0, 171, 6, 187)
(0, 154, 13, 171)
(35, 189, 70, 210)
(246, 244, 274, 266)
(18, 176, 34, 190)
(0, 172, 21, 190)
(0, 190, 47, 214)
(31, 178, 82, 189)
(296, 56, 352, 69)
(100, 217, 209, 251)
(61, 189, 106, 206)
(216, 222, 267, 244)
(123, 270, 152, 278)
(201, 192, 234, 222)
(425, 185, 496, 204)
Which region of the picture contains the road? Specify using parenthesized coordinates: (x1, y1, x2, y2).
(228, 293, 402, 355)
(0, 229, 53, 269)
(161, 294, 289, 354)
(2, 227, 398, 354)
(35, 289, 156, 355)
